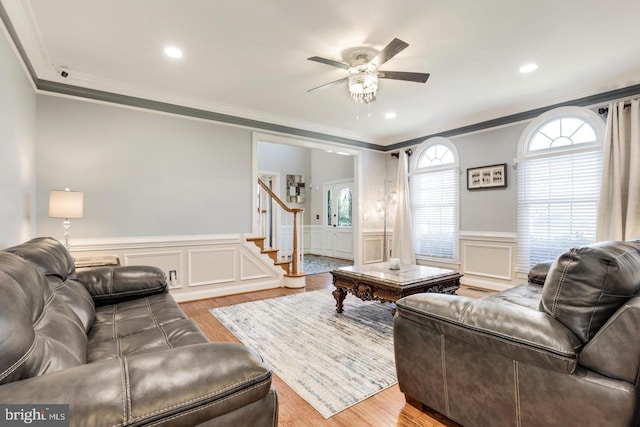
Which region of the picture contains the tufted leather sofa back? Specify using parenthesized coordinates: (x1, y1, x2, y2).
(540, 239, 640, 343)
(5, 237, 96, 333)
(0, 252, 88, 385)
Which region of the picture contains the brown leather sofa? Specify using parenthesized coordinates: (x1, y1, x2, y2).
(0, 237, 278, 427)
(394, 240, 640, 427)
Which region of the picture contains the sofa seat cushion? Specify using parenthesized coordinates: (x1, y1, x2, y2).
(89, 293, 189, 343)
(87, 292, 209, 362)
(540, 240, 640, 343)
(485, 282, 542, 310)
(88, 318, 208, 362)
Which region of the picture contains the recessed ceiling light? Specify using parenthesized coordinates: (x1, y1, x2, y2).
(385, 112, 397, 119)
(519, 63, 538, 73)
(164, 46, 183, 59)
(336, 151, 351, 156)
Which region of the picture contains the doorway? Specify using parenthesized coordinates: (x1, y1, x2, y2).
(254, 133, 360, 265)
(323, 180, 354, 260)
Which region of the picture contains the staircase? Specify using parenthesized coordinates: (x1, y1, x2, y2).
(246, 236, 293, 275)
(256, 178, 305, 282)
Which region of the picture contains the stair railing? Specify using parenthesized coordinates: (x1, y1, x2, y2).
(257, 178, 304, 276)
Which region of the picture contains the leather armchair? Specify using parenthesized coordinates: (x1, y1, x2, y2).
(0, 237, 278, 426)
(394, 240, 640, 427)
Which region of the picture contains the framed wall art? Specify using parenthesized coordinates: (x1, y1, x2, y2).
(286, 174, 306, 203)
(467, 163, 507, 190)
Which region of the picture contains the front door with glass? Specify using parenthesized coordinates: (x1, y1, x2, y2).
(323, 180, 354, 260)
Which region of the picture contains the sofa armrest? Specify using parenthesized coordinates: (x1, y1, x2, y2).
(0, 343, 273, 427)
(396, 293, 583, 374)
(527, 260, 554, 285)
(579, 296, 640, 383)
(76, 265, 168, 306)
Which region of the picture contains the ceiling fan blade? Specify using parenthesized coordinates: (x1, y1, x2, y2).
(370, 38, 409, 67)
(307, 56, 350, 70)
(379, 71, 430, 83)
(307, 77, 349, 92)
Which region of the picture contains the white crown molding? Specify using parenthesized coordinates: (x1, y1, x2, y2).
(39, 69, 373, 143)
(1, 0, 51, 72)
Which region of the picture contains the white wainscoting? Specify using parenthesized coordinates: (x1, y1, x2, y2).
(362, 230, 384, 263)
(459, 231, 518, 292)
(360, 230, 519, 292)
(308, 225, 323, 255)
(70, 234, 284, 302)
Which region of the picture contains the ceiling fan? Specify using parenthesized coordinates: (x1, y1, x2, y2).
(307, 38, 430, 104)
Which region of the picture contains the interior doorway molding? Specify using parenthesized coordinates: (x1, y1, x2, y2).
(251, 131, 362, 265)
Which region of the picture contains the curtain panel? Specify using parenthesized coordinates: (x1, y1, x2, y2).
(391, 151, 416, 265)
(596, 99, 640, 241)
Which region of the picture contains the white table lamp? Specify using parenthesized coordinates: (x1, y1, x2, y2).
(49, 189, 83, 250)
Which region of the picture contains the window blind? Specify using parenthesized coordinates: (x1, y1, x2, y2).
(410, 167, 459, 261)
(516, 149, 602, 271)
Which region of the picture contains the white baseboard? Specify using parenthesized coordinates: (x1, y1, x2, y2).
(460, 276, 515, 292)
(172, 279, 281, 303)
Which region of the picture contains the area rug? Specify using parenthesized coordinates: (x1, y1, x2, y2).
(303, 255, 352, 275)
(209, 289, 396, 418)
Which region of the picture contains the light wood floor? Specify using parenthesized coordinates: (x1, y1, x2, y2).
(179, 273, 463, 427)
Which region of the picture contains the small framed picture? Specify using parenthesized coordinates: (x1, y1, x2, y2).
(467, 163, 507, 190)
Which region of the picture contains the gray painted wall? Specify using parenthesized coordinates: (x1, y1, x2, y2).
(387, 122, 527, 234)
(0, 31, 36, 247)
(454, 123, 524, 232)
(35, 95, 253, 239)
(33, 89, 525, 243)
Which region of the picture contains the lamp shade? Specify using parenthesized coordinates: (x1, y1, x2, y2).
(49, 190, 84, 218)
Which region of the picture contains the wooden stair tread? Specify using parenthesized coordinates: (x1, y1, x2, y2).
(246, 236, 266, 250)
(246, 236, 297, 276)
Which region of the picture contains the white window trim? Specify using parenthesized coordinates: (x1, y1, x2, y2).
(411, 136, 460, 172)
(516, 106, 605, 160)
(515, 106, 605, 273)
(410, 137, 460, 262)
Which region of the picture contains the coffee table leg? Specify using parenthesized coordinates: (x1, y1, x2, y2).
(332, 287, 347, 313)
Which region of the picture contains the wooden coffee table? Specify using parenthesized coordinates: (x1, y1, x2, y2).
(331, 263, 462, 313)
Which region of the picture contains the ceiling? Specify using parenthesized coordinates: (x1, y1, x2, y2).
(3, 0, 640, 147)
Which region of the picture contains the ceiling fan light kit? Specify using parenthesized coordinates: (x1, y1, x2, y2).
(348, 64, 378, 104)
(308, 38, 430, 105)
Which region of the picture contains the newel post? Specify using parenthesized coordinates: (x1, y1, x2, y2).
(291, 208, 303, 275)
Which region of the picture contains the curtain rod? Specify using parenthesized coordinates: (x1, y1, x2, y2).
(598, 102, 632, 115)
(391, 149, 412, 158)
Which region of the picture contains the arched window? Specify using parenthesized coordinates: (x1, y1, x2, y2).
(516, 106, 605, 271)
(410, 138, 459, 262)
